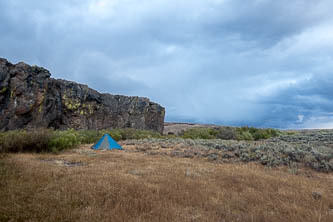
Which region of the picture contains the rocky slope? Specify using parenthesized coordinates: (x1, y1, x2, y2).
(0, 58, 165, 132)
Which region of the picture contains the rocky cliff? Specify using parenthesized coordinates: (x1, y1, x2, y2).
(0, 58, 165, 132)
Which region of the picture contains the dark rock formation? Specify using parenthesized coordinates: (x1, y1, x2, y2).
(0, 58, 165, 133)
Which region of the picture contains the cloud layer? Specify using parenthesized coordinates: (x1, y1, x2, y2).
(1, 0, 333, 128)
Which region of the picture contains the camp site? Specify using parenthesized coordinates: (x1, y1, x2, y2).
(1, 1, 333, 221)
(1, 127, 333, 221)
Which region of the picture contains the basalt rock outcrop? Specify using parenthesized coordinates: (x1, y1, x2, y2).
(0, 58, 165, 133)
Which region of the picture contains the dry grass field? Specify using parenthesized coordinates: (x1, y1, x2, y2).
(1, 143, 333, 222)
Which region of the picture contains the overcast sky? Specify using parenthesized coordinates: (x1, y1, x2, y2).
(1, 0, 333, 128)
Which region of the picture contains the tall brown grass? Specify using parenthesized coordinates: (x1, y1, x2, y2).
(0, 144, 332, 222)
(0, 129, 53, 153)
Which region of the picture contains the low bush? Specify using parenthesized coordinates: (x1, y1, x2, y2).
(0, 128, 163, 153)
(236, 126, 281, 141)
(77, 130, 104, 144)
(180, 126, 281, 141)
(237, 131, 254, 140)
(110, 128, 162, 140)
(216, 127, 238, 140)
(48, 129, 81, 152)
(0, 126, 281, 153)
(181, 128, 219, 139)
(0, 129, 53, 153)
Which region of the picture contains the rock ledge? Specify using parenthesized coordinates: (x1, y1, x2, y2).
(0, 58, 165, 132)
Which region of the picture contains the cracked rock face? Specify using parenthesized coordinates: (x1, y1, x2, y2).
(0, 58, 165, 133)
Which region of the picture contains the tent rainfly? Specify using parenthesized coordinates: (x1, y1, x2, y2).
(91, 134, 123, 150)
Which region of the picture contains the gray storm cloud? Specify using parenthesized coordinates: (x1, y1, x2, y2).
(1, 0, 333, 128)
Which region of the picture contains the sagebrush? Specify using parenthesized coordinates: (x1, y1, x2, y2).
(179, 126, 281, 141)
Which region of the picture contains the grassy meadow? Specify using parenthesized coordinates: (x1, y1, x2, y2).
(0, 127, 333, 221)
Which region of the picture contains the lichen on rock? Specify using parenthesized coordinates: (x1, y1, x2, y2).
(0, 58, 165, 132)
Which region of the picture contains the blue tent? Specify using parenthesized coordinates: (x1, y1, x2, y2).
(91, 134, 123, 150)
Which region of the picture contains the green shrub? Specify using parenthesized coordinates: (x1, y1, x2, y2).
(109, 129, 123, 141)
(283, 131, 298, 136)
(216, 127, 238, 140)
(77, 130, 105, 144)
(181, 128, 218, 139)
(128, 129, 162, 140)
(253, 128, 280, 140)
(48, 129, 80, 152)
(179, 126, 280, 141)
(235, 126, 281, 141)
(238, 131, 254, 141)
(109, 128, 161, 141)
